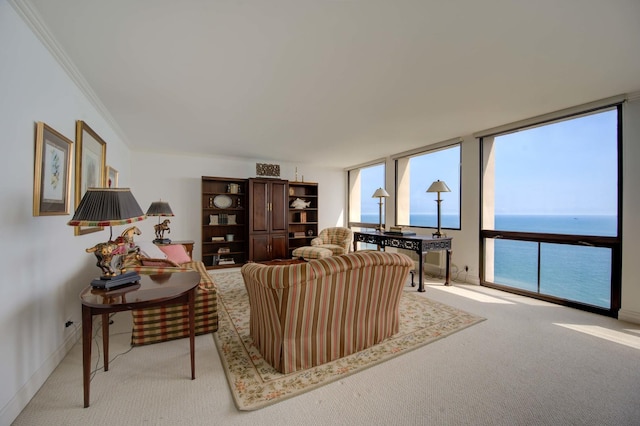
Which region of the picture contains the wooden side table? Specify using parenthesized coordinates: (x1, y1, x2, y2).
(79, 271, 200, 407)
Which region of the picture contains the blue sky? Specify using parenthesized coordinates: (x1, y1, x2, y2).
(494, 109, 617, 215)
(359, 108, 618, 217)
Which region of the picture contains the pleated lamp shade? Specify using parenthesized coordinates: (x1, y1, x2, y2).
(67, 188, 146, 227)
(146, 200, 174, 217)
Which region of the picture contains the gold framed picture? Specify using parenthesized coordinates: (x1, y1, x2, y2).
(33, 122, 73, 216)
(74, 120, 107, 235)
(106, 165, 119, 188)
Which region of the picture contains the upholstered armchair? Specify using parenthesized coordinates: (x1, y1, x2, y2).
(310, 227, 353, 255)
(241, 251, 413, 373)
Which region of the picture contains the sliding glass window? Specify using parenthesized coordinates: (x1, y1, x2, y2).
(396, 144, 461, 231)
(347, 163, 386, 228)
(480, 106, 621, 316)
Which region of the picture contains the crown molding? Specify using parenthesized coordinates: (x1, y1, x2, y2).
(627, 91, 640, 102)
(9, 0, 129, 146)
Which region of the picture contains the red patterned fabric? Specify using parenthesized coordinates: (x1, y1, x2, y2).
(241, 251, 413, 373)
(127, 258, 218, 346)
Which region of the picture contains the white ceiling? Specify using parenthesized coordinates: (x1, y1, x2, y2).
(18, 0, 640, 168)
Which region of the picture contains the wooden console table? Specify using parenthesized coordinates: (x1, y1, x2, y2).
(79, 271, 200, 407)
(353, 231, 452, 292)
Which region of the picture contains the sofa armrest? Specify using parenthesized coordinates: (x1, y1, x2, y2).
(139, 258, 180, 267)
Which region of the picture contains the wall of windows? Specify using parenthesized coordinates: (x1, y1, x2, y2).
(343, 95, 640, 320)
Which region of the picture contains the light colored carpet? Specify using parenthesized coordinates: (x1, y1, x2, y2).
(213, 271, 484, 410)
(11, 271, 640, 425)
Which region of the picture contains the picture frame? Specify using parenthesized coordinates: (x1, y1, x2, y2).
(33, 122, 73, 216)
(74, 120, 107, 235)
(106, 165, 119, 188)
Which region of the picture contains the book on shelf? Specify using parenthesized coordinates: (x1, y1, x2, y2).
(211, 236, 225, 242)
(217, 247, 231, 254)
(217, 258, 235, 265)
(292, 231, 306, 238)
(294, 211, 307, 223)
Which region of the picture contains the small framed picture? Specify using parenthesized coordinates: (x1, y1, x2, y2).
(33, 122, 73, 216)
(106, 165, 119, 188)
(75, 120, 107, 235)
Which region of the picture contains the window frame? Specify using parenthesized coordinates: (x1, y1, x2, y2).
(394, 142, 462, 232)
(346, 161, 387, 229)
(478, 103, 623, 317)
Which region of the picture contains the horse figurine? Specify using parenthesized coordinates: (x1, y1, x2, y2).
(86, 241, 123, 277)
(154, 219, 171, 241)
(117, 226, 141, 248)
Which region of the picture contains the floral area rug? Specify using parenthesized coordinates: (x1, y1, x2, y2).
(212, 271, 485, 411)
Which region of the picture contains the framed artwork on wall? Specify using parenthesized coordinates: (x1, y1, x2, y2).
(74, 120, 107, 235)
(106, 165, 119, 188)
(33, 122, 73, 216)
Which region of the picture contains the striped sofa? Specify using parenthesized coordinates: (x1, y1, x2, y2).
(241, 250, 413, 373)
(122, 252, 218, 346)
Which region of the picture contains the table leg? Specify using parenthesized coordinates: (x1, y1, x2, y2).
(102, 313, 109, 372)
(189, 287, 196, 380)
(444, 249, 452, 286)
(417, 249, 425, 292)
(82, 305, 92, 408)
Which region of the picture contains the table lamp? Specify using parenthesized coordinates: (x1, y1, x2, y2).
(146, 200, 174, 244)
(371, 187, 389, 232)
(426, 180, 451, 238)
(68, 188, 146, 287)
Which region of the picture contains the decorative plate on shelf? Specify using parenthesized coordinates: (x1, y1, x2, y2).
(213, 194, 233, 208)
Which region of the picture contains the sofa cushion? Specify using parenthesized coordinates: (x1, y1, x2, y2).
(158, 244, 191, 264)
(141, 258, 179, 267)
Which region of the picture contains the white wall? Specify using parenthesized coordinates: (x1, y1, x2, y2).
(0, 3, 134, 423)
(130, 151, 345, 260)
(620, 97, 640, 323)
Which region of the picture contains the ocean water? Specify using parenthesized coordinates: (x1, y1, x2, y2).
(358, 213, 616, 308)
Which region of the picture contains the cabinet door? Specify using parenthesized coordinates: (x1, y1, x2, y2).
(249, 234, 270, 262)
(270, 181, 288, 233)
(249, 180, 269, 233)
(271, 234, 288, 260)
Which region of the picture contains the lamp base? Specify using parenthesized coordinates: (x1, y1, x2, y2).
(153, 238, 172, 244)
(432, 231, 444, 238)
(91, 271, 141, 289)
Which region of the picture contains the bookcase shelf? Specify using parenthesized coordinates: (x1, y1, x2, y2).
(287, 181, 318, 256)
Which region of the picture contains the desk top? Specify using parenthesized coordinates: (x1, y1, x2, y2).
(353, 230, 452, 251)
(353, 230, 452, 242)
(80, 271, 200, 308)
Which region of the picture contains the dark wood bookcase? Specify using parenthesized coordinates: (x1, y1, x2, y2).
(201, 176, 248, 269)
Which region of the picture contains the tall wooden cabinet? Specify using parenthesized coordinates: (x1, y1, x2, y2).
(201, 176, 248, 269)
(248, 178, 289, 261)
(288, 181, 318, 256)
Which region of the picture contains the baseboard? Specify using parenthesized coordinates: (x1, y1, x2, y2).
(618, 308, 640, 325)
(0, 325, 80, 425)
